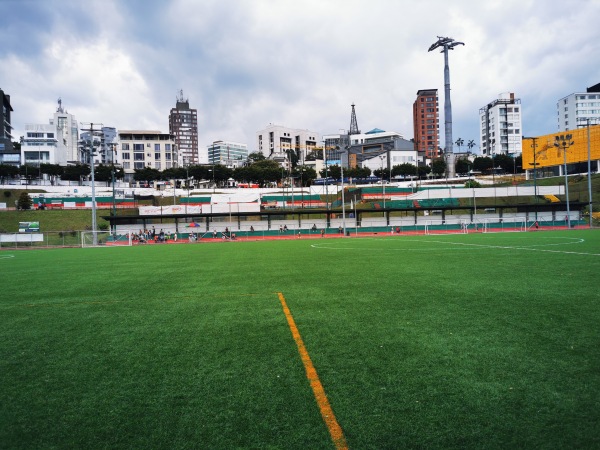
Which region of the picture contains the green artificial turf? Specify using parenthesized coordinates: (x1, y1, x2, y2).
(1, 230, 599, 449)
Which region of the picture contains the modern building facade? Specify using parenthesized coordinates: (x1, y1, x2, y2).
(412, 89, 440, 158)
(522, 125, 600, 177)
(118, 130, 177, 183)
(21, 99, 79, 166)
(208, 140, 248, 168)
(79, 126, 118, 166)
(256, 124, 319, 167)
(0, 88, 18, 165)
(344, 131, 416, 170)
(169, 91, 198, 165)
(479, 92, 522, 156)
(557, 83, 600, 132)
(324, 128, 406, 167)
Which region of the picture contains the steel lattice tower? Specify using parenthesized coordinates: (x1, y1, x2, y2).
(349, 103, 360, 135)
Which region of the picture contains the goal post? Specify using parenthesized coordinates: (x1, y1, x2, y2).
(482, 218, 527, 233)
(81, 231, 132, 247)
(425, 220, 468, 235)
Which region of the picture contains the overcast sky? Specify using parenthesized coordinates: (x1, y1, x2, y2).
(2, 0, 600, 159)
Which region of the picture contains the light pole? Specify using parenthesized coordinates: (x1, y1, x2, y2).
(80, 122, 101, 245)
(554, 134, 574, 228)
(523, 137, 539, 222)
(379, 155, 386, 209)
(428, 36, 464, 178)
(341, 152, 346, 236)
(578, 118, 596, 228)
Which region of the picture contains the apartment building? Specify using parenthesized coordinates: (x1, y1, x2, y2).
(412, 89, 440, 158)
(479, 92, 522, 156)
(118, 130, 177, 183)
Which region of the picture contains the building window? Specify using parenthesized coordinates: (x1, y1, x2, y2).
(134, 153, 144, 161)
(123, 162, 130, 169)
(134, 144, 144, 151)
(134, 162, 144, 169)
(155, 162, 161, 170)
(165, 144, 171, 151)
(122, 143, 130, 150)
(122, 152, 130, 160)
(155, 144, 160, 151)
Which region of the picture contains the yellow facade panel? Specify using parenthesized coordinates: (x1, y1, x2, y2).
(522, 125, 600, 169)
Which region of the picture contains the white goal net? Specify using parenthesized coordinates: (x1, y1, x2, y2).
(81, 231, 132, 247)
(425, 220, 469, 235)
(482, 219, 527, 233)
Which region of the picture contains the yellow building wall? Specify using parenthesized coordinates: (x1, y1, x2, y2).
(522, 124, 600, 169)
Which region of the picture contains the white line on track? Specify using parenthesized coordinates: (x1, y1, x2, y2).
(0, 254, 15, 260)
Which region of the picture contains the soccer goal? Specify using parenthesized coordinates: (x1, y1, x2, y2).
(81, 231, 132, 247)
(425, 220, 468, 235)
(482, 218, 527, 233)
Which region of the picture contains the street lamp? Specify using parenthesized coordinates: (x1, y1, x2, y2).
(80, 122, 102, 245)
(523, 136, 539, 222)
(554, 134, 574, 228)
(578, 118, 597, 228)
(379, 154, 386, 209)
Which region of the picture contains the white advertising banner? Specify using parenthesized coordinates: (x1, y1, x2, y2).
(139, 205, 202, 215)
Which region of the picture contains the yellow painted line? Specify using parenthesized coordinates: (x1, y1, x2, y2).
(277, 292, 348, 450)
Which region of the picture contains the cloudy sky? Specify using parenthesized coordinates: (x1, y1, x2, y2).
(2, 0, 600, 160)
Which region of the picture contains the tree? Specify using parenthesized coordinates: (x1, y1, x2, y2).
(431, 158, 446, 177)
(247, 152, 266, 163)
(94, 164, 125, 186)
(464, 179, 481, 188)
(40, 164, 64, 185)
(236, 159, 281, 186)
(455, 138, 464, 153)
(473, 156, 493, 174)
(0, 164, 19, 184)
(392, 163, 417, 179)
(417, 165, 431, 179)
(493, 154, 515, 174)
(17, 192, 33, 210)
(292, 165, 317, 186)
(321, 165, 341, 180)
(60, 164, 90, 183)
(454, 158, 471, 176)
(373, 167, 390, 180)
(133, 167, 161, 183)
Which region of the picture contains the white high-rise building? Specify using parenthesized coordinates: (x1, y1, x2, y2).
(557, 83, 600, 131)
(479, 92, 522, 156)
(256, 124, 319, 167)
(21, 99, 79, 166)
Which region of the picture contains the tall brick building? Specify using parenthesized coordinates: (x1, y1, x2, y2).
(412, 89, 440, 159)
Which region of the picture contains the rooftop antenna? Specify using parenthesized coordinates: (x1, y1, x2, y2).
(177, 89, 188, 103)
(57, 97, 64, 113)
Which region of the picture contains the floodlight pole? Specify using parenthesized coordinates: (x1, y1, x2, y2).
(80, 122, 102, 245)
(523, 136, 539, 222)
(579, 118, 595, 228)
(341, 149, 347, 236)
(554, 134, 574, 228)
(429, 36, 464, 178)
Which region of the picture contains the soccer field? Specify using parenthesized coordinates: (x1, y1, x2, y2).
(1, 230, 599, 449)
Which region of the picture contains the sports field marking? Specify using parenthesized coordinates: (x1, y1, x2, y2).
(277, 292, 348, 450)
(311, 237, 600, 256)
(0, 254, 15, 260)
